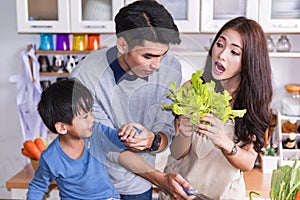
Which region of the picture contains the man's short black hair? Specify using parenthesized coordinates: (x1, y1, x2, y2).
(115, 0, 181, 48)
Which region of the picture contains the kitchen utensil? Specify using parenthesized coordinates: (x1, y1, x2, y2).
(38, 55, 50, 72)
(51, 55, 64, 72)
(40, 80, 51, 91)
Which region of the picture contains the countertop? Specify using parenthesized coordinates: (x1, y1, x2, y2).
(6, 164, 271, 198)
(6, 164, 57, 190)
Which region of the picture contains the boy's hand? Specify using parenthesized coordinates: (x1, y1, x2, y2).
(118, 123, 141, 141)
(118, 123, 155, 151)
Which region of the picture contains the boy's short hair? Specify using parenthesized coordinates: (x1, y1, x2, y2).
(115, 0, 181, 48)
(38, 79, 93, 133)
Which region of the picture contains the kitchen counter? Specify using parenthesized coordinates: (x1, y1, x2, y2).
(6, 164, 271, 199)
(244, 168, 272, 198)
(6, 164, 58, 199)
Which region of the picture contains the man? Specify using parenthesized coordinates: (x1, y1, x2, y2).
(71, 1, 193, 199)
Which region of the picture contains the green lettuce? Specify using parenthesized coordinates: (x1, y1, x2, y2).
(162, 70, 246, 125)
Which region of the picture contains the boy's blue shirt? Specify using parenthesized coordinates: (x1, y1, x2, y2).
(27, 122, 125, 200)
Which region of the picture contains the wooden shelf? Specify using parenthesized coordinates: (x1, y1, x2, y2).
(171, 50, 300, 58)
(269, 52, 300, 58)
(40, 72, 69, 76)
(35, 50, 93, 54)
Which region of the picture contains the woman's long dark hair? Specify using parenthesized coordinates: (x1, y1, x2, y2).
(203, 16, 273, 152)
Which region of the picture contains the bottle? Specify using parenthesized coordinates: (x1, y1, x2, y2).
(284, 132, 296, 149)
(266, 35, 275, 52)
(276, 35, 291, 52)
(281, 84, 300, 116)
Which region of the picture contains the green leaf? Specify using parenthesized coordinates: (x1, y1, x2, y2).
(162, 70, 247, 125)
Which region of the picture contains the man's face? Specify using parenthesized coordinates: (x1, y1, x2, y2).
(119, 40, 169, 78)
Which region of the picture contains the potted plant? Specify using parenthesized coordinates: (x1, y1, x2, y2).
(260, 144, 279, 174)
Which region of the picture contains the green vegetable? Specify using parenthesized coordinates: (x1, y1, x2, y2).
(249, 191, 260, 200)
(162, 70, 246, 125)
(270, 159, 300, 200)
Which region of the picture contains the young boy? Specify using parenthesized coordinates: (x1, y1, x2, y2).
(27, 79, 140, 200)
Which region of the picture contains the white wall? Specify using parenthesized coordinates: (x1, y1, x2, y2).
(1, 0, 300, 198)
(0, 0, 39, 198)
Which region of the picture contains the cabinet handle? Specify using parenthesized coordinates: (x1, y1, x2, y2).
(84, 25, 107, 29)
(30, 25, 53, 28)
(273, 24, 298, 28)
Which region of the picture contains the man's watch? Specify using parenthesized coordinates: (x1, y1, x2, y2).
(149, 133, 161, 151)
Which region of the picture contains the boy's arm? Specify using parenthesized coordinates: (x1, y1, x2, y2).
(27, 157, 54, 199)
(118, 150, 194, 200)
(94, 122, 127, 149)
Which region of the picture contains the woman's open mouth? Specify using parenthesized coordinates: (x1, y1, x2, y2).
(215, 62, 225, 73)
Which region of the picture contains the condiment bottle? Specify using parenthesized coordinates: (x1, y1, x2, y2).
(284, 132, 296, 149)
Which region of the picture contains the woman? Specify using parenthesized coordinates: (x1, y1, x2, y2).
(159, 16, 273, 199)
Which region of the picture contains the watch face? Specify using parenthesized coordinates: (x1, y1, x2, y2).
(232, 146, 238, 155)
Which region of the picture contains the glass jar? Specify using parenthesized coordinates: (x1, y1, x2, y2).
(266, 35, 275, 52)
(276, 35, 291, 52)
(281, 84, 300, 116)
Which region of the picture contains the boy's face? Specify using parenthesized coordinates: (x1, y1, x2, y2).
(69, 110, 94, 139)
(118, 40, 169, 78)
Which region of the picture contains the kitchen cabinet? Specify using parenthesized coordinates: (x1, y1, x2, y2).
(70, 0, 124, 33)
(200, 0, 259, 33)
(16, 0, 124, 33)
(277, 112, 300, 167)
(16, 0, 70, 33)
(124, 0, 200, 33)
(259, 0, 300, 33)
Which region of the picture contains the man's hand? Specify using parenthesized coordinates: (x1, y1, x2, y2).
(156, 173, 196, 200)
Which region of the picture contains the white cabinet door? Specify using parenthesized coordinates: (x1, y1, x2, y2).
(259, 0, 300, 33)
(200, 0, 259, 33)
(16, 0, 70, 33)
(70, 0, 124, 33)
(124, 0, 200, 33)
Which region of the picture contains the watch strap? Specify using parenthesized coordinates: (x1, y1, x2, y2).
(149, 133, 161, 151)
(225, 145, 238, 156)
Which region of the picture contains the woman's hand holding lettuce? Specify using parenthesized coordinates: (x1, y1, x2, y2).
(162, 70, 246, 125)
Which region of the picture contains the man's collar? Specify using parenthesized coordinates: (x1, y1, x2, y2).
(106, 46, 148, 84)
